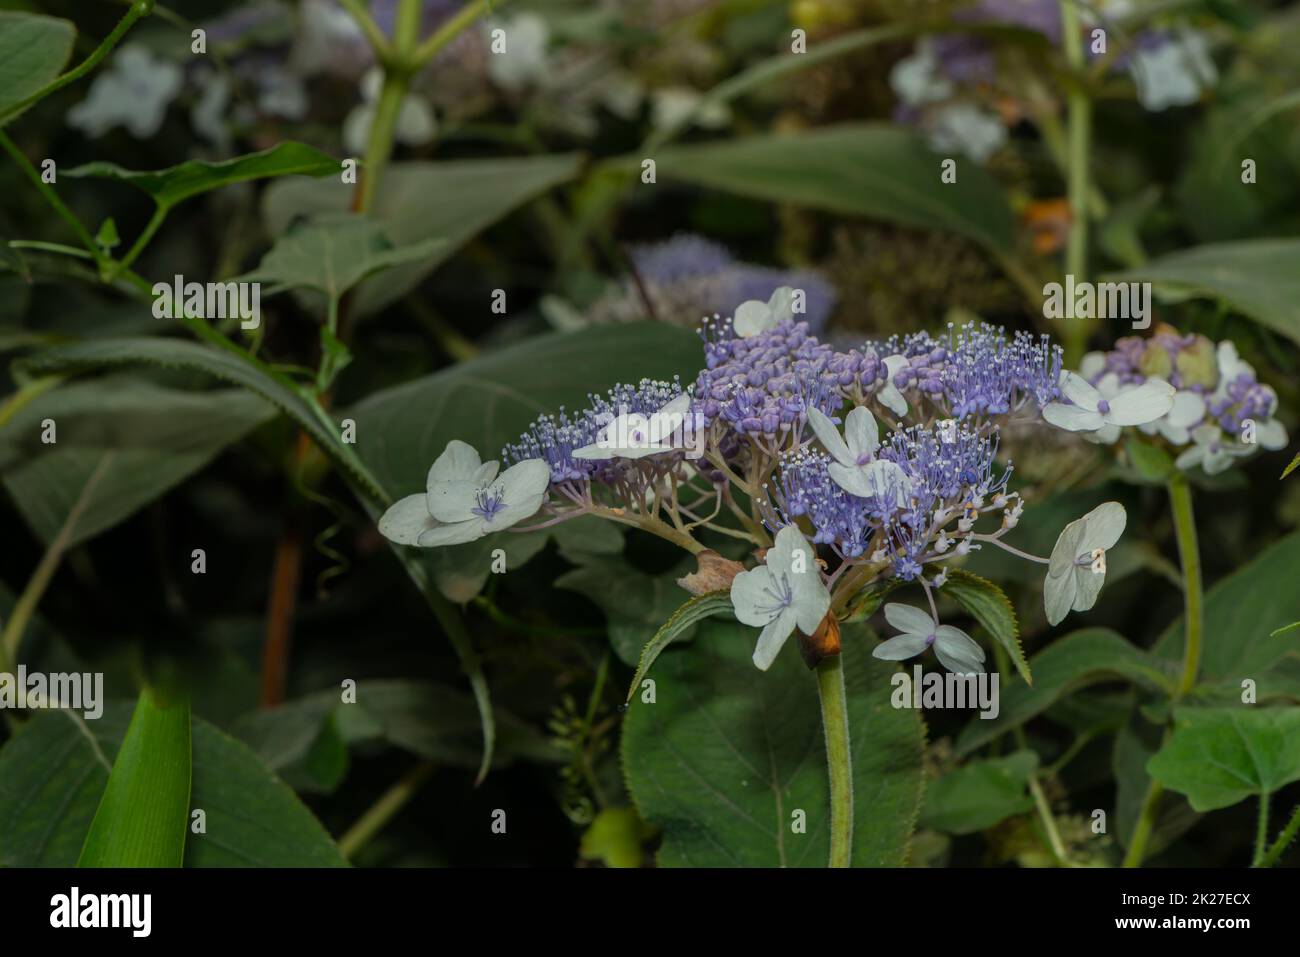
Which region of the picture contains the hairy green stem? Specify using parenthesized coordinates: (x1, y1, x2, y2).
(337, 760, 435, 858)
(0, 130, 103, 266)
(816, 654, 853, 868)
(1124, 476, 1202, 867)
(1253, 792, 1271, 867)
(1258, 804, 1300, 867)
(1058, 0, 1095, 365)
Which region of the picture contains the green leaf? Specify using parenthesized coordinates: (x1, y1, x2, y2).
(237, 213, 444, 301)
(920, 751, 1037, 835)
(65, 142, 340, 210)
(262, 153, 583, 315)
(557, 554, 700, 665)
(0, 376, 275, 547)
(14, 337, 385, 502)
(955, 629, 1177, 756)
(0, 12, 75, 127)
(1282, 450, 1300, 480)
(1147, 707, 1300, 811)
(843, 579, 901, 623)
(1153, 531, 1300, 688)
(622, 621, 925, 866)
(942, 568, 1030, 685)
(1113, 721, 1201, 853)
(1125, 436, 1176, 484)
(642, 124, 1015, 253)
(623, 590, 732, 704)
(1108, 239, 1300, 346)
(0, 702, 348, 867)
(78, 690, 192, 868)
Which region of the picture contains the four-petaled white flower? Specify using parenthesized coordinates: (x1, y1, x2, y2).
(1173, 424, 1253, 475)
(1210, 341, 1288, 451)
(68, 45, 182, 139)
(806, 405, 911, 505)
(730, 526, 830, 671)
(1042, 370, 1174, 442)
(876, 354, 909, 418)
(379, 440, 549, 548)
(573, 393, 692, 460)
(733, 286, 795, 338)
(872, 603, 985, 674)
(1044, 502, 1126, 626)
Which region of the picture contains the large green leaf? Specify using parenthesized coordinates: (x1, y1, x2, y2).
(77, 691, 191, 868)
(0, 702, 347, 867)
(920, 751, 1037, 835)
(0, 12, 75, 127)
(643, 124, 1015, 253)
(622, 621, 925, 867)
(1153, 531, 1300, 691)
(262, 153, 584, 315)
(956, 629, 1177, 756)
(1108, 239, 1300, 346)
(15, 336, 384, 502)
(64, 142, 339, 209)
(0, 376, 274, 547)
(1147, 707, 1300, 811)
(623, 590, 733, 704)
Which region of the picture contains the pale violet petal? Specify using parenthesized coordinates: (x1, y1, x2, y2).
(807, 406, 853, 466)
(1059, 371, 1101, 411)
(427, 479, 482, 523)
(730, 566, 779, 627)
(1081, 502, 1126, 552)
(416, 517, 489, 547)
(1044, 568, 1078, 626)
(1174, 445, 1205, 471)
(1048, 517, 1086, 579)
(428, 440, 484, 487)
(1071, 564, 1106, 613)
(1105, 379, 1175, 426)
(934, 625, 984, 664)
(752, 612, 796, 671)
(884, 602, 935, 636)
(494, 458, 551, 504)
(1167, 391, 1206, 429)
(473, 460, 501, 485)
(1078, 351, 1107, 380)
(377, 494, 437, 546)
(733, 299, 774, 338)
(842, 405, 880, 460)
(871, 633, 930, 661)
(1043, 402, 1106, 433)
(878, 382, 908, 418)
(485, 492, 546, 532)
(934, 639, 985, 675)
(1256, 418, 1288, 451)
(766, 286, 795, 323)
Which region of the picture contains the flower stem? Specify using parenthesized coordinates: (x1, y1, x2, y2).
(1253, 792, 1271, 867)
(1123, 475, 1203, 867)
(337, 760, 435, 859)
(815, 654, 853, 867)
(1057, 0, 1096, 365)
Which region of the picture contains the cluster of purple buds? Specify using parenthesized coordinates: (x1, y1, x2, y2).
(768, 420, 1015, 580)
(694, 318, 886, 441)
(870, 322, 1062, 421)
(502, 377, 689, 484)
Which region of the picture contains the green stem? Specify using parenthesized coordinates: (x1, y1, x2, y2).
(111, 202, 168, 277)
(0, 1, 154, 126)
(0, 129, 103, 265)
(815, 654, 853, 868)
(1028, 774, 1072, 866)
(410, 0, 497, 68)
(337, 760, 435, 859)
(354, 0, 423, 213)
(1258, 804, 1300, 868)
(1169, 475, 1202, 697)
(1123, 475, 1202, 867)
(1253, 792, 1270, 867)
(1058, 0, 1095, 365)
(337, 0, 395, 63)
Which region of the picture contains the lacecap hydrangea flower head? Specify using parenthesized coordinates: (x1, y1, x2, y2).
(380, 290, 1166, 672)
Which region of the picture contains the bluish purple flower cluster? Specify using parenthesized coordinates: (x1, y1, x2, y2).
(502, 377, 688, 484)
(873, 323, 1062, 419)
(769, 422, 1012, 578)
(695, 319, 886, 439)
(594, 234, 838, 332)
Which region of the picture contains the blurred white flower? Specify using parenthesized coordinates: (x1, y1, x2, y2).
(68, 45, 182, 139)
(485, 13, 549, 92)
(928, 103, 1007, 162)
(873, 603, 985, 675)
(650, 87, 730, 132)
(1131, 29, 1217, 111)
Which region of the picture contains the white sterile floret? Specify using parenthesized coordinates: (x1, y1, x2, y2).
(730, 526, 830, 671)
(378, 440, 549, 548)
(1042, 370, 1174, 442)
(806, 405, 911, 505)
(876, 355, 910, 417)
(572, 393, 692, 460)
(1043, 502, 1126, 626)
(733, 286, 795, 338)
(872, 603, 985, 675)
